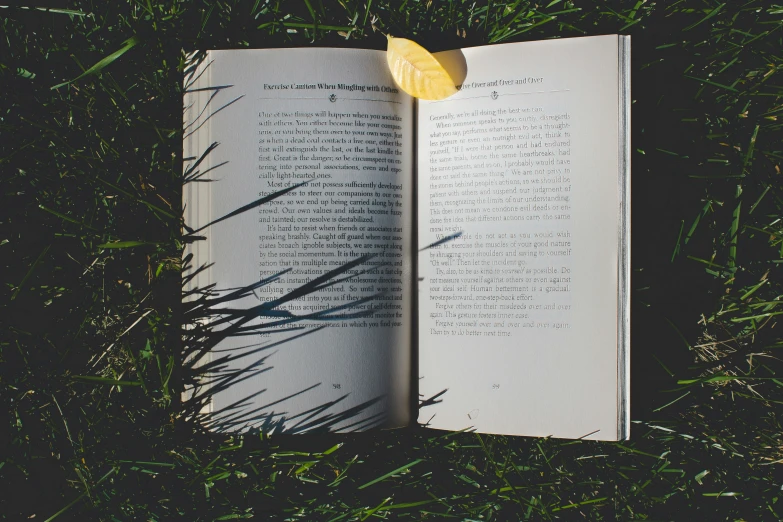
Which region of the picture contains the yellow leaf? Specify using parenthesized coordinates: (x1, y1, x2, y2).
(386, 35, 458, 101)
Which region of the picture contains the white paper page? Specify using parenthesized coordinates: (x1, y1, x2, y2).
(184, 48, 414, 432)
(417, 36, 622, 440)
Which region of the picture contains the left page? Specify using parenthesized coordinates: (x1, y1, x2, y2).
(183, 49, 414, 433)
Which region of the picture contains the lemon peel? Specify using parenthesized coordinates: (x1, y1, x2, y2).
(386, 35, 458, 101)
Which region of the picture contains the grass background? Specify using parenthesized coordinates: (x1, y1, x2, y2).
(2, 0, 783, 520)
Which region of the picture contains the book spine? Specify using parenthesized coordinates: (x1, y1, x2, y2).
(183, 52, 213, 298)
(617, 35, 632, 441)
(182, 51, 214, 417)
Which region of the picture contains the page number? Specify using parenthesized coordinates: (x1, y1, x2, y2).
(332, 384, 341, 389)
(492, 384, 500, 389)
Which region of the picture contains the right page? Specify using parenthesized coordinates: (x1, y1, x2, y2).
(417, 35, 630, 440)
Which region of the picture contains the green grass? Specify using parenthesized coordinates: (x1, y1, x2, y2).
(2, 0, 783, 520)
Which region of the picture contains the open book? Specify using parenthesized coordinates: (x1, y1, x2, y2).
(183, 34, 630, 440)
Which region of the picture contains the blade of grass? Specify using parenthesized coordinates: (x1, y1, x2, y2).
(677, 375, 783, 385)
(38, 204, 99, 231)
(302, 0, 316, 21)
(11, 244, 51, 300)
(362, 0, 373, 26)
(0, 6, 91, 16)
(44, 467, 116, 522)
(96, 177, 176, 219)
(748, 185, 770, 215)
(551, 497, 608, 512)
(652, 353, 675, 377)
(72, 376, 142, 386)
(683, 3, 725, 31)
(16, 67, 36, 79)
(739, 279, 767, 300)
(357, 459, 424, 489)
(684, 74, 738, 92)
(728, 186, 742, 269)
(742, 124, 760, 174)
(671, 220, 685, 262)
(97, 241, 158, 249)
(653, 391, 691, 412)
(731, 311, 783, 322)
(117, 460, 175, 467)
(360, 497, 392, 520)
(685, 201, 712, 244)
(52, 35, 141, 90)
